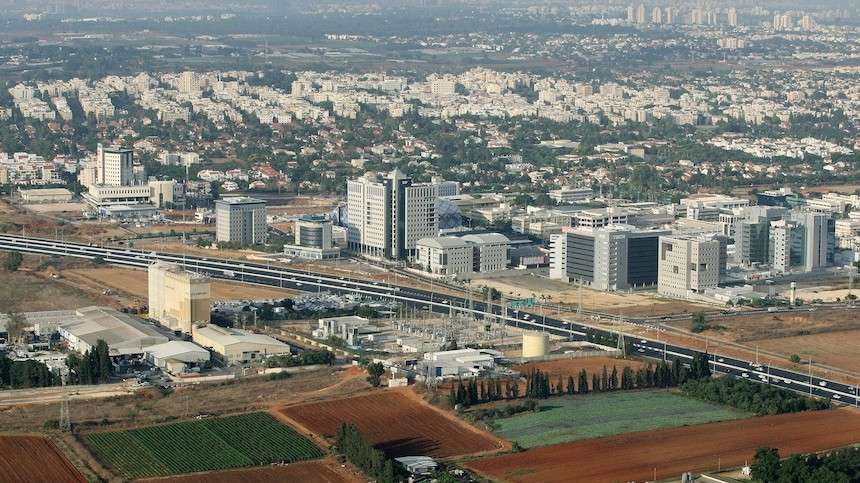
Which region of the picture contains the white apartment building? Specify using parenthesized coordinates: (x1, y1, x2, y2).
(347, 169, 439, 260)
(215, 197, 267, 245)
(658, 235, 720, 298)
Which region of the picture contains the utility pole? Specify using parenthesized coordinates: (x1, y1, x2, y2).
(59, 397, 71, 432)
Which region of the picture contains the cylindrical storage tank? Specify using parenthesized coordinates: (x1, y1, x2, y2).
(522, 332, 549, 358)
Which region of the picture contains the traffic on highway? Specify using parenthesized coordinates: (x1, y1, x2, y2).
(1, 233, 857, 406)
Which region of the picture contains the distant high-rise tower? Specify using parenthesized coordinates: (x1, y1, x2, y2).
(651, 6, 663, 24)
(801, 15, 815, 31)
(727, 7, 738, 27)
(665, 7, 675, 24)
(691, 8, 704, 25)
(636, 4, 647, 24)
(627, 4, 636, 23)
(95, 144, 134, 186)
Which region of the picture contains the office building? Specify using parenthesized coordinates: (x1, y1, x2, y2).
(549, 225, 668, 291)
(148, 262, 211, 334)
(549, 186, 592, 204)
(636, 4, 646, 24)
(215, 197, 267, 245)
(283, 214, 341, 260)
(789, 211, 835, 272)
(733, 206, 788, 266)
(347, 169, 439, 260)
(651, 6, 662, 24)
(658, 235, 721, 298)
(95, 143, 134, 186)
(416, 233, 510, 277)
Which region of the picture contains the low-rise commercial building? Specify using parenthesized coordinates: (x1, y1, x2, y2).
(18, 187, 73, 204)
(144, 340, 210, 374)
(415, 233, 510, 277)
(192, 324, 290, 364)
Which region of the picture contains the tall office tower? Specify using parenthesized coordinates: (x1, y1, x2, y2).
(657, 235, 721, 298)
(790, 212, 835, 272)
(148, 262, 211, 334)
(801, 15, 815, 31)
(665, 6, 674, 24)
(769, 219, 800, 273)
(627, 4, 636, 23)
(549, 225, 669, 292)
(95, 143, 134, 186)
(215, 197, 268, 245)
(347, 168, 439, 260)
(651, 6, 663, 24)
(727, 7, 738, 27)
(636, 4, 647, 24)
(691, 7, 704, 25)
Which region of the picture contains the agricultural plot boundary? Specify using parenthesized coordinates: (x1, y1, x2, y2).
(83, 412, 323, 479)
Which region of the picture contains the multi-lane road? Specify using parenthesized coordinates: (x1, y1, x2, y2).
(1, 233, 858, 406)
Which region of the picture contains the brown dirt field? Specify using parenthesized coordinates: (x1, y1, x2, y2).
(143, 458, 359, 483)
(466, 408, 860, 483)
(62, 267, 297, 303)
(0, 435, 87, 483)
(667, 309, 860, 375)
(477, 276, 709, 317)
(0, 270, 102, 313)
(513, 357, 647, 378)
(756, 330, 860, 375)
(278, 389, 506, 458)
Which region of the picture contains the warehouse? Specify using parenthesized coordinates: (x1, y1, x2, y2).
(192, 325, 290, 364)
(18, 187, 74, 204)
(144, 340, 210, 374)
(57, 306, 169, 357)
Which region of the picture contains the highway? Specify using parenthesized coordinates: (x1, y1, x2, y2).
(1, 233, 858, 406)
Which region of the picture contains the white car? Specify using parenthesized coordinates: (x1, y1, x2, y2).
(718, 358, 725, 362)
(637, 348, 645, 353)
(819, 381, 827, 387)
(741, 373, 749, 378)
(833, 394, 841, 400)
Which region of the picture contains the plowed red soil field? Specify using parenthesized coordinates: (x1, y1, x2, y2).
(144, 459, 357, 483)
(0, 435, 86, 483)
(467, 408, 860, 483)
(278, 389, 505, 458)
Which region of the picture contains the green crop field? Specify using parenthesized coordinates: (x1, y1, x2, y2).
(491, 390, 751, 448)
(83, 412, 323, 479)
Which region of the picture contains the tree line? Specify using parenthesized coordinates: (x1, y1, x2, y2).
(65, 340, 113, 385)
(449, 355, 714, 407)
(335, 423, 397, 483)
(681, 376, 830, 416)
(751, 447, 860, 483)
(0, 356, 57, 389)
(264, 349, 335, 368)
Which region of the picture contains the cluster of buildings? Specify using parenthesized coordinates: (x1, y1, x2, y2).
(546, 191, 854, 302)
(77, 144, 184, 219)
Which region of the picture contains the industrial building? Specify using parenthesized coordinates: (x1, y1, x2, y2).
(56, 306, 169, 357)
(18, 187, 74, 204)
(347, 168, 440, 260)
(313, 315, 378, 347)
(215, 197, 267, 245)
(192, 325, 290, 364)
(144, 340, 210, 374)
(148, 262, 211, 334)
(421, 348, 502, 379)
(549, 225, 669, 291)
